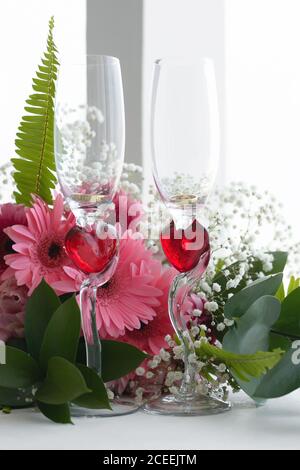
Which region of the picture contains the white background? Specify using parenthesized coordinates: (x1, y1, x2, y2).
(0, 0, 86, 166)
(226, 0, 300, 230)
(1, 0, 300, 230)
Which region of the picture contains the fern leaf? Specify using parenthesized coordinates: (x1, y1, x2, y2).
(196, 343, 284, 382)
(13, 16, 59, 206)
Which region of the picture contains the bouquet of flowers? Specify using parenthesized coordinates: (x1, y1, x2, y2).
(1, 18, 300, 424)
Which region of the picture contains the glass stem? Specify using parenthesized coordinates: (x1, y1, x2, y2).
(80, 279, 102, 375)
(168, 273, 197, 400)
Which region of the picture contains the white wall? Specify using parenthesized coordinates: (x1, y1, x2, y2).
(226, 0, 300, 229)
(0, 0, 86, 166)
(87, 0, 143, 166)
(142, 0, 226, 189)
(87, 0, 226, 186)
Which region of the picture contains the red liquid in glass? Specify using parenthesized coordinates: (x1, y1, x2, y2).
(65, 226, 117, 274)
(160, 219, 210, 273)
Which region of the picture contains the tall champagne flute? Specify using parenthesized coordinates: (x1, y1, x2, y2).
(145, 58, 231, 415)
(55, 55, 139, 417)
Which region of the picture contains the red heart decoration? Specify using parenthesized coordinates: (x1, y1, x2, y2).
(160, 219, 210, 273)
(65, 226, 117, 274)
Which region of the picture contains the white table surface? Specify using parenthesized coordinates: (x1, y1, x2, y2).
(1, 391, 300, 450)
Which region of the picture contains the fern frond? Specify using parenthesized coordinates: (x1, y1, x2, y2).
(196, 343, 283, 382)
(12, 16, 59, 206)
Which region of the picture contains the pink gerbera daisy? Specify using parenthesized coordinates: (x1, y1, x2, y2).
(113, 190, 144, 234)
(119, 267, 176, 355)
(0, 203, 27, 275)
(3, 195, 75, 295)
(54, 231, 163, 337)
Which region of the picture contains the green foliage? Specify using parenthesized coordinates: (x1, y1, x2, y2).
(272, 287, 300, 338)
(287, 276, 300, 295)
(224, 274, 283, 319)
(0, 347, 41, 389)
(39, 296, 80, 372)
(275, 283, 285, 302)
(223, 296, 282, 395)
(77, 337, 148, 383)
(212, 251, 287, 295)
(37, 402, 72, 424)
(12, 17, 58, 206)
(100, 340, 149, 383)
(73, 364, 111, 410)
(0, 280, 147, 424)
(197, 342, 283, 382)
(255, 346, 300, 398)
(36, 357, 90, 405)
(25, 279, 60, 360)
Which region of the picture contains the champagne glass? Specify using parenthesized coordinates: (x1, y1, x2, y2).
(55, 55, 139, 416)
(145, 58, 231, 415)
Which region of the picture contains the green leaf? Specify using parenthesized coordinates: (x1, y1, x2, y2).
(224, 296, 281, 353)
(0, 347, 41, 389)
(224, 274, 283, 319)
(287, 276, 300, 295)
(73, 364, 111, 410)
(25, 279, 60, 360)
(101, 340, 149, 383)
(268, 251, 288, 274)
(37, 402, 72, 424)
(12, 16, 58, 206)
(269, 332, 291, 352)
(0, 386, 34, 408)
(255, 345, 300, 398)
(39, 296, 81, 372)
(197, 342, 283, 382)
(272, 287, 300, 337)
(213, 252, 287, 294)
(6, 338, 28, 353)
(223, 296, 282, 395)
(36, 357, 90, 405)
(275, 283, 285, 302)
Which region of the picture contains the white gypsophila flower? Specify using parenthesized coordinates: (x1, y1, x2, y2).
(218, 363, 227, 373)
(188, 353, 198, 365)
(174, 371, 183, 381)
(146, 371, 154, 380)
(212, 283, 221, 292)
(217, 323, 226, 332)
(191, 326, 200, 336)
(159, 349, 171, 362)
(205, 301, 219, 312)
(224, 318, 235, 327)
(192, 308, 203, 317)
(135, 367, 145, 376)
(173, 345, 184, 359)
(106, 388, 114, 400)
(196, 382, 209, 396)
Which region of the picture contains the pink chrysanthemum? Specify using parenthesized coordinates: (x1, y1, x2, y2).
(54, 231, 163, 337)
(0, 277, 28, 341)
(0, 203, 26, 275)
(3, 195, 75, 295)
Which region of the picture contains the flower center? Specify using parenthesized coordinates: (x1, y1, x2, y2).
(0, 232, 14, 270)
(97, 277, 121, 305)
(37, 235, 65, 269)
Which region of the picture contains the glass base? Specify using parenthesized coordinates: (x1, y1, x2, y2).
(144, 393, 231, 416)
(71, 396, 141, 418)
